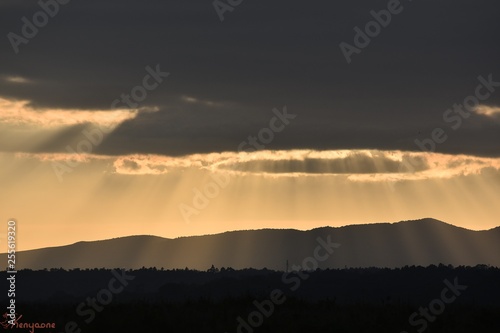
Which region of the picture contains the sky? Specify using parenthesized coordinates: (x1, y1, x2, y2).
(1, 0, 500, 250)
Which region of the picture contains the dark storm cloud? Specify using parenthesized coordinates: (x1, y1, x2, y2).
(1, 0, 499, 156)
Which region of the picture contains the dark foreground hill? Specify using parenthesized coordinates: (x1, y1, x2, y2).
(2, 218, 499, 269)
(0, 266, 499, 333)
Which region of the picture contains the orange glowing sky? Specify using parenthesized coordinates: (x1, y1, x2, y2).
(1, 96, 499, 250)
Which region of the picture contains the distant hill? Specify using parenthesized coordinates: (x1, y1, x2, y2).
(2, 218, 499, 269)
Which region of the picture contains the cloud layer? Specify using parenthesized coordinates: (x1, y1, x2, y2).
(1, 0, 499, 157)
(16, 149, 500, 182)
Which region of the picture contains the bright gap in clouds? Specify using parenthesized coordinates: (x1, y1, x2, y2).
(3, 76, 33, 84)
(475, 105, 500, 118)
(0, 96, 158, 154)
(0, 97, 151, 129)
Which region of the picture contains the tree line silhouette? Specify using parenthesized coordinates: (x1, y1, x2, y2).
(0, 265, 498, 332)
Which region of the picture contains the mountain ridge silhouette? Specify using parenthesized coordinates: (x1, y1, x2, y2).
(3, 218, 499, 269)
